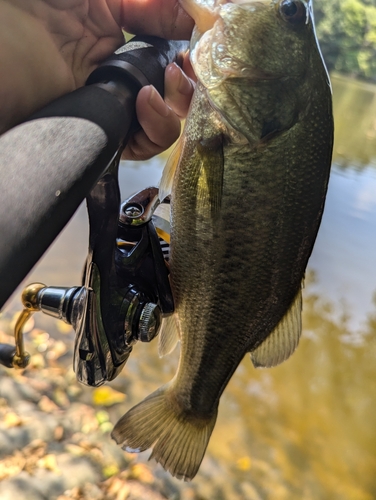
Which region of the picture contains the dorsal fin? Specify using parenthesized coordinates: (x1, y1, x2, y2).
(250, 287, 303, 368)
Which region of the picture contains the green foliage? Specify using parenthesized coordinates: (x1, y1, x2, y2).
(314, 0, 376, 80)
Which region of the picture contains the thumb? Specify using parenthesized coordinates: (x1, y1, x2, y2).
(117, 0, 194, 39)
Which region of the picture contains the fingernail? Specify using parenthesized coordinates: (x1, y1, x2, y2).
(148, 86, 170, 117)
(168, 63, 193, 96)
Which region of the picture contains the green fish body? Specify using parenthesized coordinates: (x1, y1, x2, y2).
(113, 0, 334, 480)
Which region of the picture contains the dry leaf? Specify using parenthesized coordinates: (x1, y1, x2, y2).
(37, 454, 60, 473)
(38, 395, 60, 413)
(128, 464, 154, 484)
(236, 455, 252, 471)
(54, 425, 64, 441)
(92, 386, 126, 407)
(4, 412, 23, 428)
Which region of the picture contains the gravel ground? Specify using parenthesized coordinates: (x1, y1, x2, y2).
(0, 309, 265, 500)
(0, 315, 198, 500)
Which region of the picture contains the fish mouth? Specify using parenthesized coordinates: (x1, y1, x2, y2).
(231, 0, 270, 5)
(186, 1, 285, 87)
(180, 0, 312, 31)
(179, 0, 220, 34)
(185, 0, 306, 87)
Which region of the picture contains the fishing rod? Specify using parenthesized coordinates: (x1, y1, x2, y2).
(0, 36, 188, 384)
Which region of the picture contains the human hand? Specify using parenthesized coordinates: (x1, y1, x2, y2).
(0, 0, 195, 159)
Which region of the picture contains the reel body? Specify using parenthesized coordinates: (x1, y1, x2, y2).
(1, 171, 172, 386)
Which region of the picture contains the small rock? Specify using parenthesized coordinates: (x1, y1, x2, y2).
(0, 472, 46, 500)
(0, 429, 16, 457)
(239, 481, 263, 500)
(13, 399, 37, 414)
(28, 468, 69, 499)
(99, 439, 131, 470)
(54, 425, 65, 441)
(38, 395, 60, 413)
(126, 481, 168, 500)
(0, 427, 30, 457)
(18, 379, 43, 403)
(56, 453, 101, 489)
(0, 376, 25, 406)
(26, 411, 60, 442)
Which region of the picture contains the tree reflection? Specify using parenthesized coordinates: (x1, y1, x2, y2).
(332, 74, 376, 170)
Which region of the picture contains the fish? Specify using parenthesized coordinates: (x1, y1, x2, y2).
(112, 0, 334, 480)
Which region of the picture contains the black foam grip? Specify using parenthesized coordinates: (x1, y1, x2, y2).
(0, 86, 134, 308)
(28, 83, 134, 150)
(0, 344, 16, 368)
(86, 37, 189, 97)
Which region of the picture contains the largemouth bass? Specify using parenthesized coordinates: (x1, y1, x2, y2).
(112, 0, 334, 480)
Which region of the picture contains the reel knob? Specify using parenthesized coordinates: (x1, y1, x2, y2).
(137, 302, 161, 343)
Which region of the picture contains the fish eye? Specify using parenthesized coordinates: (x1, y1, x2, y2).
(278, 0, 306, 24)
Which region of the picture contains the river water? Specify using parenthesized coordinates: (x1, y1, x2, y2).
(3, 74, 376, 499)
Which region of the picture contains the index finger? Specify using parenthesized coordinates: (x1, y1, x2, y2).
(116, 0, 194, 39)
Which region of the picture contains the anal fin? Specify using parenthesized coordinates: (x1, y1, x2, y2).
(158, 313, 180, 357)
(250, 288, 303, 368)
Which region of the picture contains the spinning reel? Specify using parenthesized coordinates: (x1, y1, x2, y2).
(5, 178, 172, 387)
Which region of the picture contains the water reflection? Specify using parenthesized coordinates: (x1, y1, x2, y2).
(309, 165, 376, 330)
(2, 74, 376, 498)
(331, 74, 376, 169)
(110, 271, 376, 500)
(309, 75, 376, 330)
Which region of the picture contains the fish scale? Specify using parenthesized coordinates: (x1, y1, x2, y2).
(112, 0, 334, 480)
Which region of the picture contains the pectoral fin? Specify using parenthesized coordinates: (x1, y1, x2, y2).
(195, 135, 224, 218)
(159, 136, 183, 202)
(250, 288, 302, 368)
(153, 202, 171, 244)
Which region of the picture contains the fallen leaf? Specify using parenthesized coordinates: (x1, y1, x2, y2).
(106, 477, 125, 496)
(46, 340, 68, 360)
(128, 464, 154, 484)
(236, 455, 252, 471)
(54, 425, 64, 441)
(53, 388, 70, 408)
(29, 353, 46, 369)
(92, 386, 126, 407)
(116, 485, 130, 500)
(56, 322, 73, 334)
(4, 412, 23, 428)
(38, 395, 60, 413)
(103, 464, 120, 478)
(65, 444, 85, 456)
(37, 454, 60, 473)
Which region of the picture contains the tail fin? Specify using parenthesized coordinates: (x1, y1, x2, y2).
(111, 384, 217, 481)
